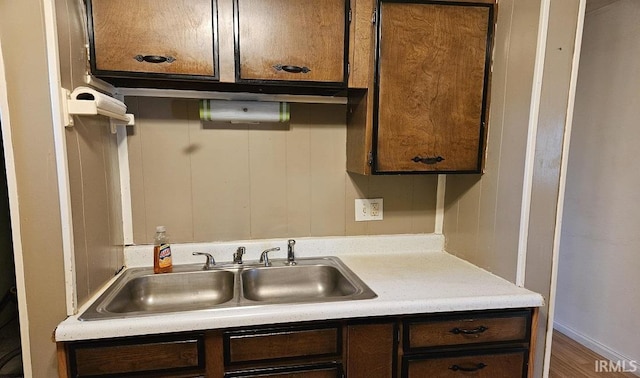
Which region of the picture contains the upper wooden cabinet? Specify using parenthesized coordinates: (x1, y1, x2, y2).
(235, 0, 349, 85)
(87, 0, 218, 79)
(86, 0, 349, 88)
(347, 0, 495, 174)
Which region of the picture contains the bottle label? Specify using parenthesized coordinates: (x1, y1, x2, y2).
(158, 244, 172, 268)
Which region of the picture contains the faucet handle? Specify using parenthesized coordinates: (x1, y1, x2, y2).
(192, 252, 216, 270)
(233, 246, 245, 264)
(259, 247, 280, 267)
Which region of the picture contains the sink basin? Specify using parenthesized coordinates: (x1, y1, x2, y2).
(79, 267, 236, 320)
(241, 261, 375, 303)
(79, 257, 376, 321)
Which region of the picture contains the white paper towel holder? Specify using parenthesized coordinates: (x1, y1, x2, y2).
(62, 87, 135, 133)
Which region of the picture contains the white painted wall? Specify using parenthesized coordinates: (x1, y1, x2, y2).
(555, 0, 640, 367)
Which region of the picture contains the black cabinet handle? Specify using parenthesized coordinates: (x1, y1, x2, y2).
(273, 64, 311, 74)
(411, 156, 444, 165)
(449, 325, 488, 335)
(134, 55, 176, 64)
(449, 363, 487, 372)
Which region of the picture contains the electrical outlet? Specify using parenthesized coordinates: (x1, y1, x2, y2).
(355, 198, 383, 221)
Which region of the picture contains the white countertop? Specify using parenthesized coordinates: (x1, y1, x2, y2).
(55, 234, 544, 342)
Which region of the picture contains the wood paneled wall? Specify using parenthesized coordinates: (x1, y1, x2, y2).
(56, 0, 125, 307)
(126, 97, 437, 244)
(443, 0, 542, 282)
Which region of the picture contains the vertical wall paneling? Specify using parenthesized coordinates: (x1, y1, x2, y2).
(345, 173, 369, 235)
(308, 104, 347, 236)
(129, 99, 438, 243)
(44, 0, 77, 315)
(190, 102, 252, 241)
(137, 97, 194, 241)
(56, 0, 126, 309)
(248, 119, 289, 239)
(516, 0, 551, 287)
(410, 176, 438, 234)
(543, 0, 586, 373)
(285, 106, 312, 236)
(443, 0, 542, 283)
(524, 1, 581, 376)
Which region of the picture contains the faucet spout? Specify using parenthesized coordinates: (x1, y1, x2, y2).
(233, 246, 245, 264)
(259, 247, 280, 267)
(192, 252, 216, 270)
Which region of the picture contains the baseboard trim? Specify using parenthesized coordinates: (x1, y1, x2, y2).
(554, 321, 640, 377)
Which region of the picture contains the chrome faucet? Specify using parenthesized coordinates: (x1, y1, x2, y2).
(286, 239, 296, 265)
(233, 246, 245, 264)
(192, 252, 216, 270)
(259, 247, 280, 267)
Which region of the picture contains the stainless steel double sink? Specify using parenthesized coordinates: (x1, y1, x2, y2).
(79, 257, 377, 320)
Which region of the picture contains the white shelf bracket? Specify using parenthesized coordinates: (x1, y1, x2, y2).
(62, 87, 135, 133)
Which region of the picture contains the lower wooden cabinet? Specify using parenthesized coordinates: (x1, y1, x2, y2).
(58, 308, 536, 378)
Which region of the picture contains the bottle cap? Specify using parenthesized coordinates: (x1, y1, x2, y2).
(155, 225, 166, 233)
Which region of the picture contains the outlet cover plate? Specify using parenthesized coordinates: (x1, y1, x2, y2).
(355, 198, 383, 221)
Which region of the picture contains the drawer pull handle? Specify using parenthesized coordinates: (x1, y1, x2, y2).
(273, 64, 311, 74)
(412, 155, 444, 165)
(449, 363, 487, 372)
(134, 55, 176, 64)
(450, 325, 488, 335)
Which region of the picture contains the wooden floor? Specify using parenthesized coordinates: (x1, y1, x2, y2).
(549, 330, 637, 378)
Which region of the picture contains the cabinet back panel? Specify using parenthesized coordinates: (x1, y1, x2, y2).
(125, 98, 438, 243)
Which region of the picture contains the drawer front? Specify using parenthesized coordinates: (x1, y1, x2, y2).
(225, 325, 341, 364)
(70, 334, 204, 377)
(405, 310, 530, 350)
(226, 363, 343, 378)
(403, 350, 526, 378)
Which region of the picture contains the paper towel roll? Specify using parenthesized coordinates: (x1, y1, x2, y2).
(70, 87, 127, 115)
(199, 100, 290, 123)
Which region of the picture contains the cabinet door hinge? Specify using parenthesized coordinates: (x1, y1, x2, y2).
(347, 63, 350, 78)
(372, 9, 377, 24)
(348, 8, 352, 23)
(367, 151, 373, 166)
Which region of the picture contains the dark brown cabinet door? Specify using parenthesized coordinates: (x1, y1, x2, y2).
(235, 0, 348, 84)
(88, 0, 217, 78)
(374, 1, 494, 173)
(346, 323, 395, 377)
